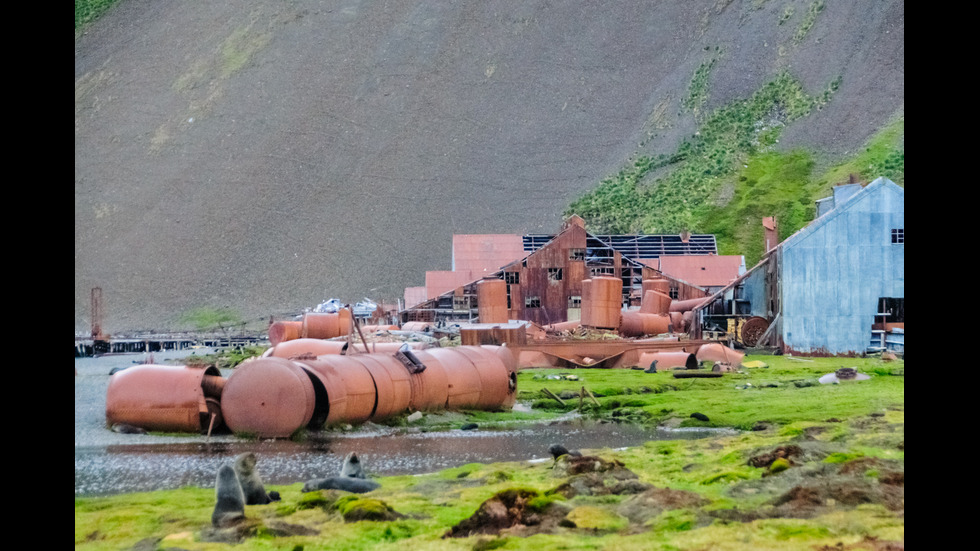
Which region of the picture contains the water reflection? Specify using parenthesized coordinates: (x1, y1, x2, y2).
(75, 421, 732, 497)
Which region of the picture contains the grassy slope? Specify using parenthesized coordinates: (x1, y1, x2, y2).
(567, 67, 905, 266)
(75, 355, 904, 550)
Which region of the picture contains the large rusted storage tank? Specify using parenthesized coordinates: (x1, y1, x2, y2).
(584, 276, 622, 329)
(106, 364, 225, 433)
(619, 311, 671, 337)
(220, 345, 518, 438)
(476, 279, 509, 324)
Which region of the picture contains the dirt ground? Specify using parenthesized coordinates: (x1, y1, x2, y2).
(74, 0, 904, 333)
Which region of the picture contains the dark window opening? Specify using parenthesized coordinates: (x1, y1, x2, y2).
(891, 228, 904, 244)
(569, 248, 585, 261)
(504, 272, 520, 284)
(548, 267, 563, 281)
(568, 295, 582, 308)
(525, 296, 541, 308)
(877, 297, 904, 324)
(669, 285, 679, 299)
(590, 266, 615, 276)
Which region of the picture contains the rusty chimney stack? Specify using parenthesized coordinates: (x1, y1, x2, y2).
(763, 217, 778, 253)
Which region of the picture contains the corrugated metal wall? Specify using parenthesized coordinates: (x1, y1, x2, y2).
(779, 179, 904, 355)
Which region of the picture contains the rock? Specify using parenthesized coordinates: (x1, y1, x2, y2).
(406, 411, 424, 423)
(690, 412, 709, 422)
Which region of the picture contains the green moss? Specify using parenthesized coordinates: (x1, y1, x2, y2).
(768, 457, 791, 473)
(646, 509, 698, 532)
(565, 505, 629, 531)
(824, 452, 865, 464)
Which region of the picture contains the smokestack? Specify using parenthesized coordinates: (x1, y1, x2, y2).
(763, 217, 778, 253)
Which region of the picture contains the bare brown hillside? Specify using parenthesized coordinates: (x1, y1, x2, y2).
(74, 0, 904, 333)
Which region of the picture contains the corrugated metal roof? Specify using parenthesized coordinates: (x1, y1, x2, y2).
(452, 234, 526, 273)
(657, 255, 744, 288)
(523, 233, 717, 257)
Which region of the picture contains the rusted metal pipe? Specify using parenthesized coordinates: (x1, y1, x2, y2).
(106, 364, 224, 433)
(669, 297, 710, 312)
(619, 311, 671, 337)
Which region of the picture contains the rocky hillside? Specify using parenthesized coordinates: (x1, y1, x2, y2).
(75, 0, 904, 333)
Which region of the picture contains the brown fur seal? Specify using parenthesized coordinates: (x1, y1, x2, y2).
(211, 463, 245, 527)
(233, 452, 279, 505)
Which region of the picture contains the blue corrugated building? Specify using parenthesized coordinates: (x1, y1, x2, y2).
(695, 177, 904, 356)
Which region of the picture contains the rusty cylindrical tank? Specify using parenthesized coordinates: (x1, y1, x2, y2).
(640, 290, 672, 315)
(695, 343, 745, 366)
(642, 278, 670, 296)
(268, 338, 348, 358)
(579, 279, 593, 327)
(477, 279, 509, 324)
(268, 320, 303, 346)
(302, 310, 352, 339)
(220, 346, 518, 437)
(106, 364, 225, 433)
(619, 311, 672, 337)
(585, 276, 622, 329)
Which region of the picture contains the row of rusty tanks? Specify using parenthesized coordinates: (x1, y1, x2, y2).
(105, 315, 519, 437)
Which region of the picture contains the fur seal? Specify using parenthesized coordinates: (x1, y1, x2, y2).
(548, 444, 582, 460)
(211, 463, 246, 527)
(233, 452, 279, 505)
(301, 476, 380, 494)
(340, 452, 366, 479)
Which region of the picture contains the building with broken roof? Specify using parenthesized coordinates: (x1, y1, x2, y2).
(693, 177, 904, 356)
(400, 215, 711, 326)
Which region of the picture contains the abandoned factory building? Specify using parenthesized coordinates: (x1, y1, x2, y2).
(400, 215, 745, 326)
(693, 177, 905, 356)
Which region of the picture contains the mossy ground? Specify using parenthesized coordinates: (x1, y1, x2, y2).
(75, 354, 903, 550)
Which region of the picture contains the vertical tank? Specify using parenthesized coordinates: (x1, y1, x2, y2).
(476, 279, 509, 324)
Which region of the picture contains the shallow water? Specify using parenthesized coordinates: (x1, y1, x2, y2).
(75, 350, 732, 497)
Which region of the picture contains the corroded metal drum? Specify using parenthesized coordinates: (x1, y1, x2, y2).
(106, 364, 224, 433)
(642, 278, 670, 296)
(268, 320, 303, 346)
(695, 343, 745, 366)
(640, 290, 672, 315)
(585, 276, 622, 329)
(302, 310, 352, 339)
